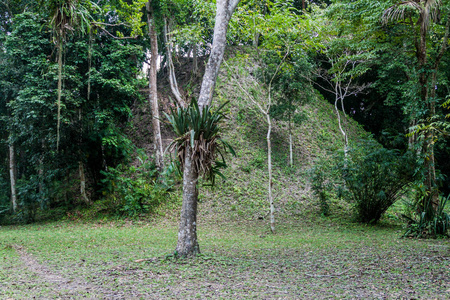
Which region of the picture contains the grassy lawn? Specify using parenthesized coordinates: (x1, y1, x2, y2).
(0, 218, 449, 299)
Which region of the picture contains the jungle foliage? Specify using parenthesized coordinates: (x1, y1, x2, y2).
(0, 0, 449, 238)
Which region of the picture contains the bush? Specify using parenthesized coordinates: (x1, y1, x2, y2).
(403, 194, 450, 238)
(341, 141, 417, 224)
(100, 154, 178, 217)
(310, 163, 334, 216)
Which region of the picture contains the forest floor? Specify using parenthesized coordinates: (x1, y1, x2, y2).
(0, 217, 449, 299)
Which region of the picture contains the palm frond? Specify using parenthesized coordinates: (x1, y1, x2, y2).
(165, 100, 235, 185)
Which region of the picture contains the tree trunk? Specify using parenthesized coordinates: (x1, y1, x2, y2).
(147, 1, 164, 170)
(56, 33, 63, 151)
(335, 95, 348, 160)
(193, 44, 198, 78)
(176, 0, 240, 257)
(164, 18, 186, 108)
(176, 146, 200, 256)
(289, 118, 293, 167)
(78, 35, 92, 205)
(39, 139, 44, 200)
(9, 142, 17, 213)
(79, 161, 90, 205)
(197, 0, 240, 108)
(267, 114, 275, 233)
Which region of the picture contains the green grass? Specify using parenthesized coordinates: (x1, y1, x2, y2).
(1, 219, 449, 299)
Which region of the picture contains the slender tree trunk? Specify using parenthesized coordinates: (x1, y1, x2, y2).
(267, 114, 275, 233)
(56, 33, 63, 151)
(77, 34, 92, 205)
(164, 18, 186, 108)
(289, 117, 293, 167)
(39, 139, 44, 200)
(9, 142, 17, 213)
(147, 1, 164, 170)
(78, 108, 90, 205)
(193, 44, 198, 77)
(197, 0, 240, 108)
(335, 95, 348, 160)
(176, 146, 200, 256)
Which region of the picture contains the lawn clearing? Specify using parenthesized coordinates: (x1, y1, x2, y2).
(0, 219, 449, 299)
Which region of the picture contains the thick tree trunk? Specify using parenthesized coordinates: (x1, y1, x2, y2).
(9, 143, 17, 213)
(147, 1, 164, 170)
(79, 161, 90, 204)
(176, 0, 240, 257)
(416, 12, 450, 214)
(176, 146, 200, 256)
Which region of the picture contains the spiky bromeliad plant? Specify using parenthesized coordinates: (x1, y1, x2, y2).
(164, 100, 235, 186)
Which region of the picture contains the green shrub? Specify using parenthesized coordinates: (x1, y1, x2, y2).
(310, 163, 333, 216)
(100, 154, 177, 217)
(403, 194, 450, 238)
(341, 141, 417, 224)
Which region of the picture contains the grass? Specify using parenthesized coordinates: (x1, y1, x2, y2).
(0, 217, 449, 299)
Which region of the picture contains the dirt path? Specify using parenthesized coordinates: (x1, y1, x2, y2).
(11, 245, 102, 299)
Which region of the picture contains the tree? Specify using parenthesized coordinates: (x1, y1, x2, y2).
(383, 0, 450, 212)
(225, 50, 289, 233)
(40, 0, 95, 151)
(313, 46, 371, 160)
(146, 0, 164, 170)
(175, 0, 240, 257)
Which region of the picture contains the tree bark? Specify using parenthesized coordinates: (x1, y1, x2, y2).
(176, 146, 200, 256)
(175, 0, 240, 257)
(335, 95, 348, 161)
(9, 142, 17, 213)
(289, 118, 293, 167)
(267, 114, 275, 233)
(197, 0, 240, 108)
(56, 33, 63, 151)
(193, 44, 198, 77)
(164, 18, 186, 108)
(79, 161, 90, 205)
(147, 1, 164, 170)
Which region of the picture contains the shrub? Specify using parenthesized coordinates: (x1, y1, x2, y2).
(403, 194, 450, 238)
(100, 154, 177, 217)
(310, 163, 333, 216)
(341, 141, 417, 224)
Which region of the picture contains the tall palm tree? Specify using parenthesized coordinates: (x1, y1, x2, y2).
(41, 0, 93, 150)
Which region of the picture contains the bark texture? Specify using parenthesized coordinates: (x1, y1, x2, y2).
(79, 162, 90, 204)
(197, 0, 240, 108)
(56, 34, 63, 151)
(267, 114, 275, 233)
(147, 1, 164, 170)
(176, 147, 200, 256)
(9, 143, 17, 212)
(176, 0, 240, 257)
(164, 18, 186, 108)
